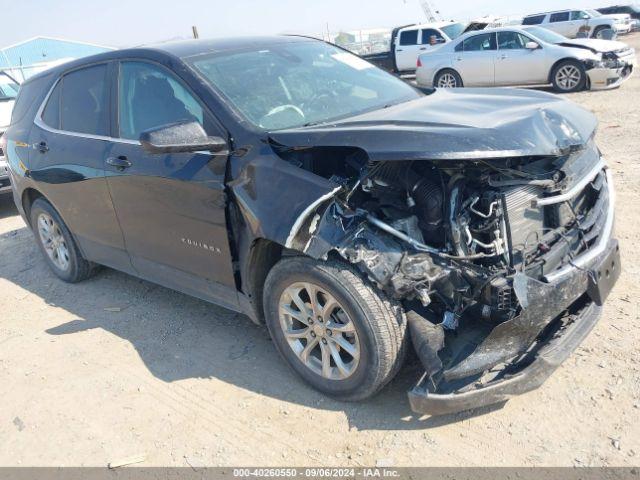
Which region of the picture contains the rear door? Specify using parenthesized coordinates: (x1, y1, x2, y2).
(454, 32, 497, 86)
(495, 31, 548, 85)
(547, 11, 574, 36)
(395, 28, 421, 71)
(105, 60, 239, 310)
(28, 62, 131, 272)
(570, 10, 593, 37)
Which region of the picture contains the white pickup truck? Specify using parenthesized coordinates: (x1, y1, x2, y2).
(522, 9, 631, 39)
(360, 21, 467, 73)
(0, 72, 19, 194)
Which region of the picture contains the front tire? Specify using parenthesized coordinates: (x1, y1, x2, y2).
(592, 25, 608, 39)
(551, 60, 586, 93)
(30, 198, 97, 283)
(434, 69, 463, 88)
(263, 257, 407, 401)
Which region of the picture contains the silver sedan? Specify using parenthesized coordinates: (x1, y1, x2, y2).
(415, 26, 636, 92)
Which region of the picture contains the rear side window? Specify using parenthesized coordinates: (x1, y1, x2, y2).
(41, 64, 109, 136)
(41, 82, 61, 129)
(523, 15, 546, 25)
(498, 32, 531, 49)
(550, 12, 570, 22)
(462, 33, 496, 51)
(399, 30, 418, 46)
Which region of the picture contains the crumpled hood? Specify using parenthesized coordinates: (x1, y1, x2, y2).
(559, 38, 629, 53)
(269, 88, 598, 161)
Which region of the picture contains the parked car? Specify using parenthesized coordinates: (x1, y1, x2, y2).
(359, 21, 467, 73)
(522, 9, 629, 38)
(416, 26, 636, 92)
(598, 4, 640, 30)
(0, 71, 20, 195)
(3, 36, 620, 416)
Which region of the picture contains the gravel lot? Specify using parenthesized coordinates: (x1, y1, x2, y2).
(1, 33, 639, 467)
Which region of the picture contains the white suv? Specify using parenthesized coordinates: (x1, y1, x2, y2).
(522, 9, 627, 38)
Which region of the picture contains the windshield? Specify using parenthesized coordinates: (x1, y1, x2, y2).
(523, 26, 569, 44)
(586, 9, 602, 17)
(441, 22, 467, 40)
(0, 72, 19, 101)
(188, 41, 420, 130)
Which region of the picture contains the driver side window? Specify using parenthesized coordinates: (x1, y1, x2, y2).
(497, 32, 530, 50)
(118, 61, 204, 140)
(571, 11, 590, 20)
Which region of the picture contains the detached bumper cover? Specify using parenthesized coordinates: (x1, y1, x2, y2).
(408, 235, 620, 416)
(408, 300, 602, 416)
(588, 59, 635, 90)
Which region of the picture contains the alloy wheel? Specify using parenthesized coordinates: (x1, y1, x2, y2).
(37, 213, 70, 271)
(555, 65, 582, 91)
(437, 73, 458, 88)
(278, 282, 360, 380)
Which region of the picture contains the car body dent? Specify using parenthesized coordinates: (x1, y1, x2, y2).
(269, 88, 598, 161)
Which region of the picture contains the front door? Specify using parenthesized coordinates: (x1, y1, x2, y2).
(105, 60, 239, 310)
(495, 31, 548, 85)
(454, 32, 496, 86)
(395, 29, 421, 71)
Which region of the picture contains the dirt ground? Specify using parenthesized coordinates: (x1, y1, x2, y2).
(1, 34, 640, 468)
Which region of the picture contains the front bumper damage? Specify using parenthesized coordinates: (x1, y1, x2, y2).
(409, 239, 620, 416)
(407, 165, 620, 415)
(588, 57, 636, 90)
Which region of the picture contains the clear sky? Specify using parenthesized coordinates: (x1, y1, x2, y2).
(1, 0, 625, 48)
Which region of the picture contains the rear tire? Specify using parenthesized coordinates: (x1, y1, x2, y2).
(263, 256, 407, 401)
(551, 60, 586, 93)
(434, 69, 463, 88)
(30, 198, 97, 283)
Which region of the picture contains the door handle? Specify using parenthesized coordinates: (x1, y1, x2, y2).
(36, 141, 49, 154)
(419, 47, 427, 50)
(396, 49, 403, 52)
(106, 156, 132, 171)
(500, 54, 507, 59)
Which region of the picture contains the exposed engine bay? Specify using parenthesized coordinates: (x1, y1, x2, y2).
(275, 136, 615, 398)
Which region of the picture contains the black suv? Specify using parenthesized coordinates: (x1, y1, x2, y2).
(3, 36, 620, 415)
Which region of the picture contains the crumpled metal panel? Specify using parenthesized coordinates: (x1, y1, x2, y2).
(268, 87, 597, 161)
(443, 269, 591, 381)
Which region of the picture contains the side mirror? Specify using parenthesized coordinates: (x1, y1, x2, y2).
(139, 121, 228, 155)
(525, 41, 540, 50)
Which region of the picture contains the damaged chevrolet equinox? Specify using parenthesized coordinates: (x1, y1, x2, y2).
(4, 36, 620, 415)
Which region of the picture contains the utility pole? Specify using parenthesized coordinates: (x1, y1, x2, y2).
(192, 26, 200, 39)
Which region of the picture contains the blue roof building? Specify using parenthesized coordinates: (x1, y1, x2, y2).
(0, 36, 114, 80)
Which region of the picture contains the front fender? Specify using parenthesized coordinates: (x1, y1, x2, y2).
(227, 144, 340, 250)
